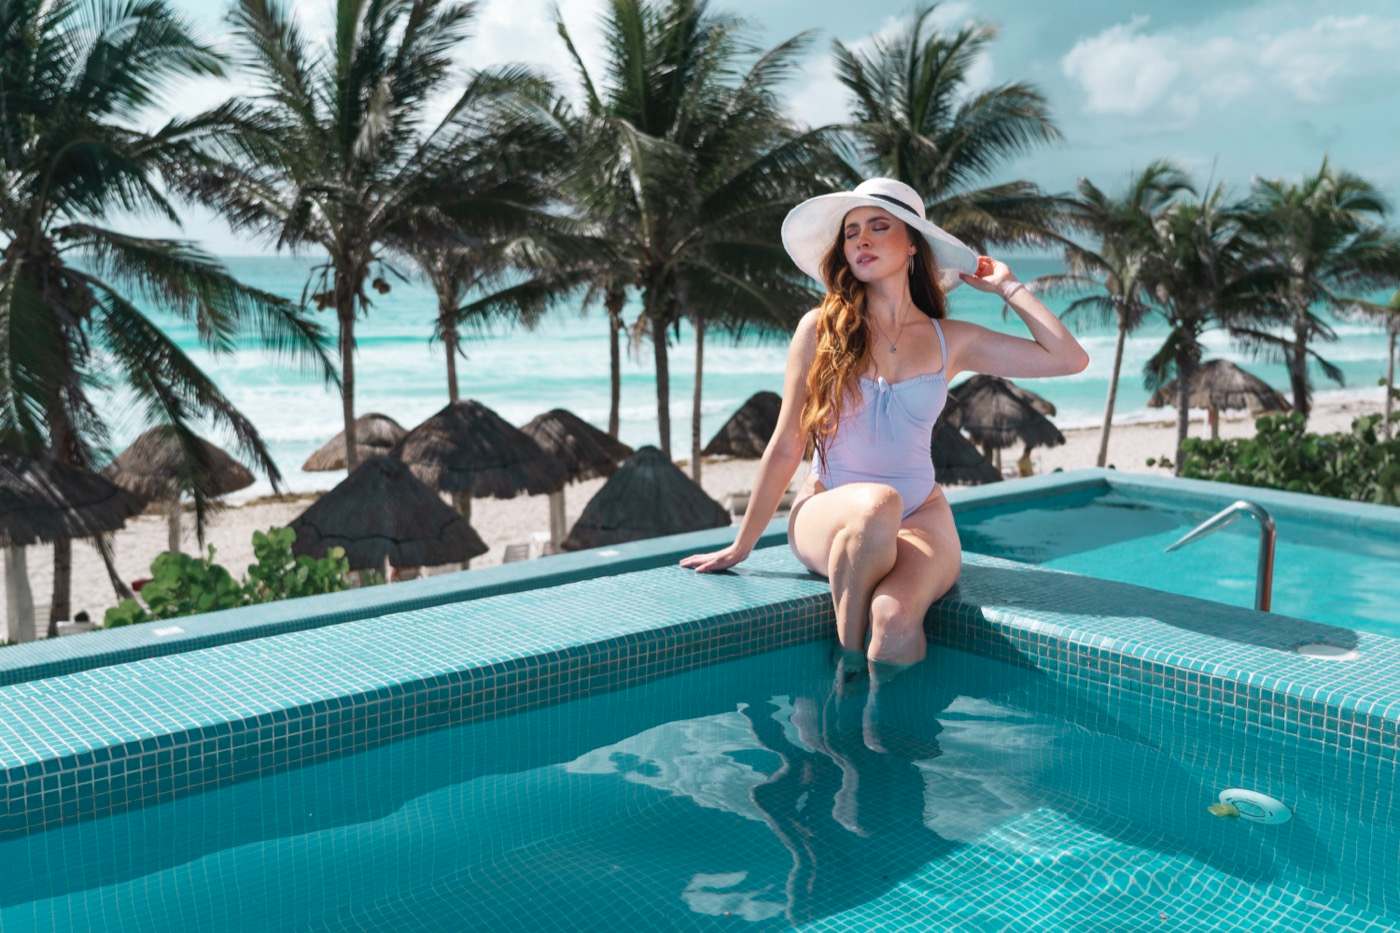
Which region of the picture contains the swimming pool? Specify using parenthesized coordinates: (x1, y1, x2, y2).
(1, 640, 1393, 931)
(0, 475, 1396, 931)
(953, 473, 1400, 638)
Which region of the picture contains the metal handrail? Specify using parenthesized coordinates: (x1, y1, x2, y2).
(1165, 500, 1277, 612)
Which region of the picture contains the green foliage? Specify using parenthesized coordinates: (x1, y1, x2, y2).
(1174, 412, 1400, 505)
(103, 527, 356, 627)
(244, 528, 350, 603)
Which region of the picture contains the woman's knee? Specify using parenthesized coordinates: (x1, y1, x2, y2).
(844, 484, 903, 536)
(829, 490, 901, 569)
(868, 593, 924, 645)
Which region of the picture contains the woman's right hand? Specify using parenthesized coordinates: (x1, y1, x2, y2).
(678, 544, 749, 573)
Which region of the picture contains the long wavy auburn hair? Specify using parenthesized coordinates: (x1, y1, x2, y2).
(799, 222, 949, 467)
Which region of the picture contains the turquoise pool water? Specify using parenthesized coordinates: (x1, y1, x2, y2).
(1, 641, 1393, 931)
(956, 485, 1400, 638)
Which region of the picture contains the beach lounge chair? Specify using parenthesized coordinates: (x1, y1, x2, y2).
(502, 543, 531, 563)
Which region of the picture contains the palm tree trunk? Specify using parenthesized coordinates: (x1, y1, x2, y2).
(1208, 405, 1220, 440)
(651, 310, 671, 457)
(1289, 322, 1310, 422)
(166, 496, 182, 553)
(47, 538, 70, 635)
(1174, 354, 1192, 476)
(547, 490, 566, 552)
(5, 546, 35, 643)
(606, 286, 625, 438)
(337, 273, 359, 473)
(1096, 322, 1127, 467)
(1385, 327, 1396, 440)
(691, 314, 704, 483)
(96, 534, 135, 601)
(451, 491, 472, 569)
(47, 407, 73, 634)
(443, 319, 460, 403)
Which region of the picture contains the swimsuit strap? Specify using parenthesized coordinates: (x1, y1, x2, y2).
(932, 318, 948, 376)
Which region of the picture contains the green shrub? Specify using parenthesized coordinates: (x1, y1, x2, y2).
(104, 527, 356, 627)
(244, 527, 350, 603)
(1172, 412, 1400, 505)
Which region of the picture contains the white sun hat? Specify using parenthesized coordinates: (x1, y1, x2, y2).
(781, 178, 979, 293)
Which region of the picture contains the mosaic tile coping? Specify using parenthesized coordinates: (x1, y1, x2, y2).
(1, 489, 1397, 836)
(6, 468, 1392, 692)
(0, 537, 1394, 829)
(0, 523, 796, 687)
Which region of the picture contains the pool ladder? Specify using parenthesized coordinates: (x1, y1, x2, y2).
(1165, 500, 1276, 612)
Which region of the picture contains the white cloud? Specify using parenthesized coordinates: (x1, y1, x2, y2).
(788, 3, 994, 129)
(469, 0, 609, 91)
(1060, 12, 1400, 121)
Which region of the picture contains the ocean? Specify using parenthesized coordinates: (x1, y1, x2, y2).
(112, 256, 1394, 499)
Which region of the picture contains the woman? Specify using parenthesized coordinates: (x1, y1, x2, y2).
(680, 179, 1088, 668)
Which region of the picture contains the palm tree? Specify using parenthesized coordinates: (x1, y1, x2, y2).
(1383, 290, 1400, 439)
(833, 3, 1063, 251)
(1231, 159, 1400, 420)
(1139, 184, 1259, 472)
(198, 0, 559, 472)
(453, 80, 647, 442)
(0, 0, 332, 632)
(552, 0, 837, 459)
(1346, 288, 1400, 439)
(1035, 162, 1193, 466)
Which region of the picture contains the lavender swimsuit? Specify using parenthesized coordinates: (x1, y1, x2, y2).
(812, 318, 950, 519)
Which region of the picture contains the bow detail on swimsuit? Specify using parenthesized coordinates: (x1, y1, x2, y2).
(871, 375, 895, 444)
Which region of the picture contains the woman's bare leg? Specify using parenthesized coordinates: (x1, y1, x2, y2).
(788, 481, 902, 654)
(864, 488, 961, 666)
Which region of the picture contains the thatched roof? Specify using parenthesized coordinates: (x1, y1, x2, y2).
(521, 408, 633, 484)
(562, 445, 730, 550)
(931, 420, 1001, 485)
(302, 413, 408, 471)
(104, 426, 255, 502)
(703, 391, 782, 458)
(1147, 360, 1291, 412)
(0, 455, 143, 547)
(394, 400, 566, 497)
(289, 457, 487, 571)
(946, 375, 1065, 450)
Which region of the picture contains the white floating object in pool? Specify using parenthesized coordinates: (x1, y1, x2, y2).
(1218, 788, 1291, 825)
(1294, 642, 1359, 661)
(152, 625, 185, 637)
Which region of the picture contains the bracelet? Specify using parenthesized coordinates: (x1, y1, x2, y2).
(1000, 281, 1027, 302)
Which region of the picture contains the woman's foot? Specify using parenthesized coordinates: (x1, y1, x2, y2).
(862, 659, 942, 759)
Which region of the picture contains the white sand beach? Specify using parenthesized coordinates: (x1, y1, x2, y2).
(7, 391, 1386, 626)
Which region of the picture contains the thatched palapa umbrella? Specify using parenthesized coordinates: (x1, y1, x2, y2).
(702, 391, 782, 459)
(1148, 359, 1291, 439)
(1, 455, 141, 641)
(521, 409, 634, 552)
(105, 427, 255, 553)
(930, 419, 1001, 486)
(562, 446, 730, 550)
(302, 413, 407, 472)
(395, 400, 566, 568)
(946, 375, 1065, 471)
(290, 457, 486, 574)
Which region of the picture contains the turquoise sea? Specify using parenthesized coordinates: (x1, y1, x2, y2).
(114, 256, 1393, 498)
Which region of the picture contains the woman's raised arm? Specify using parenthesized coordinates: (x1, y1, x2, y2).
(943, 257, 1090, 381)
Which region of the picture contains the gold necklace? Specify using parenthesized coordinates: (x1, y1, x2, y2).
(869, 312, 908, 353)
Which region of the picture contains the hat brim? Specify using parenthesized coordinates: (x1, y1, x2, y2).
(781, 192, 979, 293)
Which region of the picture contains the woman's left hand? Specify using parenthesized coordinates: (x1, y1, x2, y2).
(959, 256, 1018, 295)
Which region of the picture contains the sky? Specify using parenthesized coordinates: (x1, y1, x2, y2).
(149, 0, 1400, 256)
